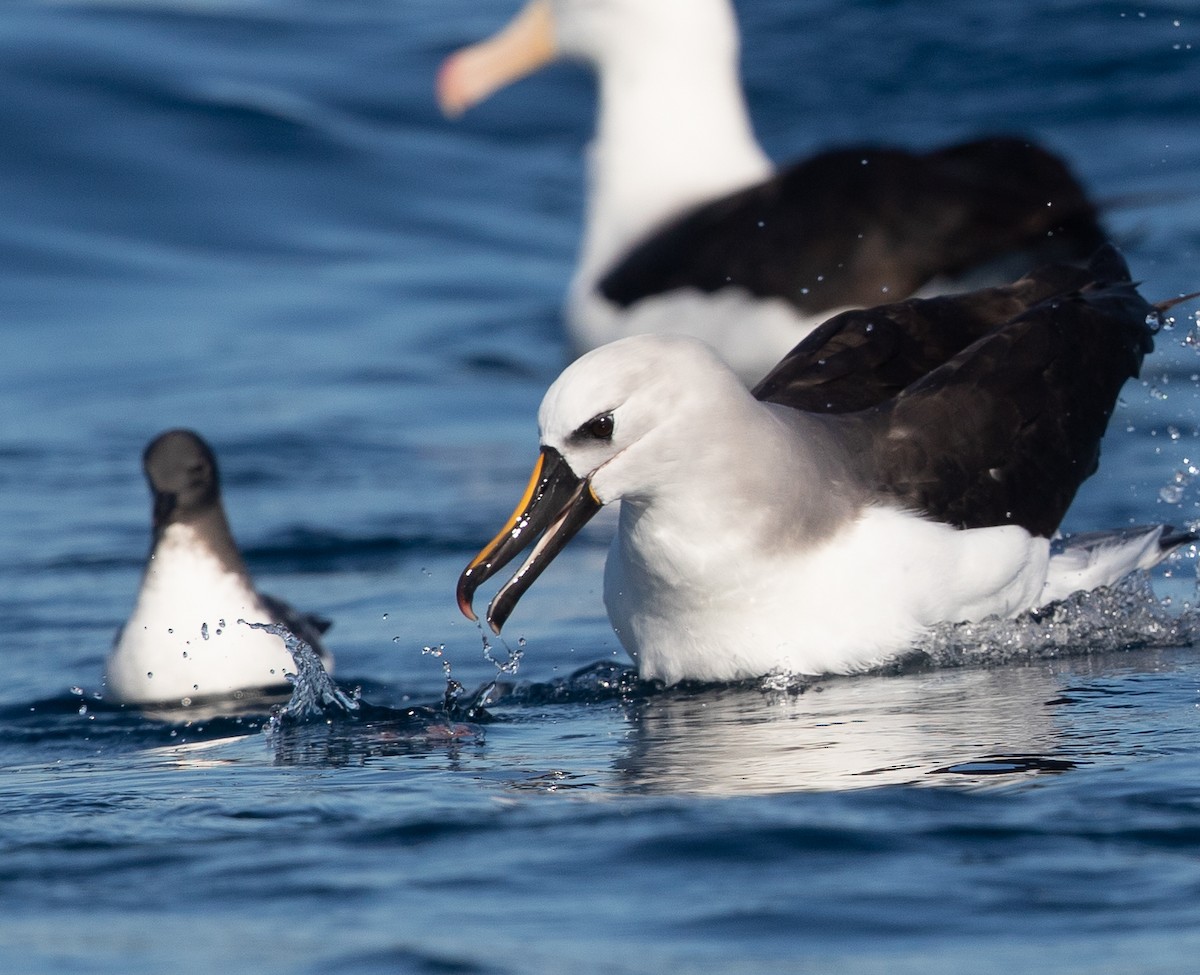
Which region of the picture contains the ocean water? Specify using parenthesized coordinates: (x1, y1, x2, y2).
(2, 1, 1200, 972)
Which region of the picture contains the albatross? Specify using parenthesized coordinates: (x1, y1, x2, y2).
(106, 429, 333, 706)
(456, 249, 1192, 684)
(437, 0, 1108, 383)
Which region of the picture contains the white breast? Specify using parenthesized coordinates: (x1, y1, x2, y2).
(604, 505, 1052, 684)
(106, 524, 295, 705)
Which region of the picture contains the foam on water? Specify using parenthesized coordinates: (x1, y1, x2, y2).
(908, 571, 1198, 669)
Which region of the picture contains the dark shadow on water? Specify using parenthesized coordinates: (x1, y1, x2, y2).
(313, 944, 513, 975)
(0, 692, 274, 761)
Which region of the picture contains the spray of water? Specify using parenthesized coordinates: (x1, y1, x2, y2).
(241, 620, 360, 722)
(909, 571, 1199, 669)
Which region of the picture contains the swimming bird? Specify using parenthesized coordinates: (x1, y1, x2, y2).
(106, 429, 333, 706)
(456, 250, 1191, 684)
(437, 0, 1107, 382)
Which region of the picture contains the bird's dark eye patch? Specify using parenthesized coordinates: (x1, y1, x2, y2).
(575, 412, 615, 442)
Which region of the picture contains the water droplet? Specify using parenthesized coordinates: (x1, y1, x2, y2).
(1169, 426, 1182, 441)
(146, 672, 154, 679)
(201, 623, 209, 641)
(382, 613, 389, 620)
(1160, 484, 1185, 504)
(69, 686, 83, 696)
(77, 704, 87, 716)
(166, 628, 173, 634)
(181, 650, 188, 659)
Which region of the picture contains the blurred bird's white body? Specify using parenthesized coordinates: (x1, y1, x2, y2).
(107, 523, 293, 705)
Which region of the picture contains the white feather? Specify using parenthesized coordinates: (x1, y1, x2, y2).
(106, 524, 295, 705)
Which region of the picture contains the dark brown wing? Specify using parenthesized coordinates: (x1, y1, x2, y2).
(846, 275, 1156, 537)
(599, 136, 1106, 316)
(752, 255, 1107, 413)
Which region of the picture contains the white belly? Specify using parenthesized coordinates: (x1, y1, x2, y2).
(106, 525, 295, 705)
(604, 506, 1052, 685)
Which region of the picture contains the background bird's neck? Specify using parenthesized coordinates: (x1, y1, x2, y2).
(578, 54, 772, 284)
(153, 508, 250, 583)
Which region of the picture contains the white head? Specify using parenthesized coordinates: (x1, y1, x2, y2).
(457, 334, 753, 632)
(550, 0, 741, 73)
(438, 0, 770, 281)
(538, 333, 751, 504)
(437, 0, 743, 115)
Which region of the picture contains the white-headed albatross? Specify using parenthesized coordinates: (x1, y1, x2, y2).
(438, 0, 1108, 383)
(106, 429, 333, 706)
(456, 248, 1193, 684)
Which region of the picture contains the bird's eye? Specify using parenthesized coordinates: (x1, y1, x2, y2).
(583, 413, 614, 441)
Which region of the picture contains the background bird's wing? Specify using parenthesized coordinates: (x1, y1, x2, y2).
(599, 136, 1105, 316)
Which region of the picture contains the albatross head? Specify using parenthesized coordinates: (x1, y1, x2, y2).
(143, 429, 222, 533)
(436, 0, 740, 117)
(457, 334, 749, 633)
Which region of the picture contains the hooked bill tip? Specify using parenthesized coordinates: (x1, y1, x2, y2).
(457, 596, 479, 623)
(455, 572, 480, 622)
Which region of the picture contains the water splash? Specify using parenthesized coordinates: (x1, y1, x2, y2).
(482, 631, 524, 680)
(241, 620, 360, 721)
(472, 660, 658, 708)
(420, 643, 466, 717)
(461, 630, 526, 714)
(907, 573, 1198, 669)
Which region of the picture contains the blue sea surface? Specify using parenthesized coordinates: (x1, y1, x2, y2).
(2, 1, 1200, 972)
